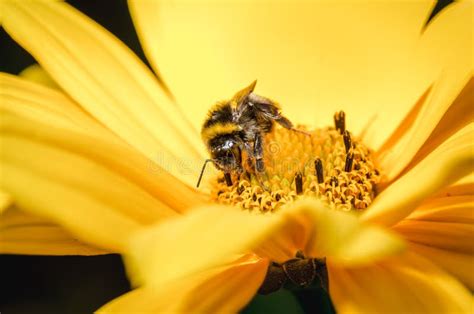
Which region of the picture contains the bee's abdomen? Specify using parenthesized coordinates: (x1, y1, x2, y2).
(201, 102, 240, 144)
(202, 123, 241, 143)
(203, 102, 233, 129)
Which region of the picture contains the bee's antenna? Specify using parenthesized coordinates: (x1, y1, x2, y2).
(196, 159, 213, 188)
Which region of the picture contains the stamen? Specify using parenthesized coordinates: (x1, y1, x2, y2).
(315, 158, 324, 183)
(334, 111, 346, 134)
(236, 184, 245, 195)
(295, 172, 303, 195)
(344, 152, 354, 172)
(330, 176, 338, 187)
(343, 130, 351, 153)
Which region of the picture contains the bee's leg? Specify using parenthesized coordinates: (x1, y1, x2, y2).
(274, 115, 293, 129)
(235, 162, 245, 181)
(224, 172, 233, 186)
(254, 133, 265, 173)
(240, 141, 255, 172)
(253, 133, 270, 191)
(276, 116, 311, 136)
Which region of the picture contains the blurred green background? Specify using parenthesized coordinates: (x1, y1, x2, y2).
(0, 0, 453, 313)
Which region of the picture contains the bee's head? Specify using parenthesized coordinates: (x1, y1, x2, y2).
(211, 138, 242, 172)
(196, 135, 244, 188)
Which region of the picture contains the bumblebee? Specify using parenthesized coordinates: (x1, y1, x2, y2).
(197, 80, 301, 187)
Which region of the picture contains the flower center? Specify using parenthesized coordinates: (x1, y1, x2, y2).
(211, 112, 381, 212)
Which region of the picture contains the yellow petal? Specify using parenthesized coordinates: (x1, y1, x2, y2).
(408, 242, 474, 290)
(254, 207, 312, 263)
(376, 2, 473, 179)
(329, 252, 473, 314)
(362, 124, 474, 226)
(19, 63, 59, 89)
(179, 254, 266, 312)
(1, 73, 206, 212)
(396, 221, 473, 253)
(99, 254, 266, 313)
(1, 161, 139, 253)
(2, 1, 205, 186)
(454, 172, 474, 186)
(0, 128, 182, 252)
(1, 207, 108, 255)
(405, 78, 474, 174)
(403, 195, 474, 224)
(126, 0, 170, 91)
(256, 199, 406, 267)
(129, 0, 435, 145)
(0, 189, 13, 213)
(431, 181, 474, 199)
(1, 72, 114, 138)
(127, 199, 404, 290)
(2, 118, 182, 226)
(377, 179, 474, 289)
(292, 199, 405, 266)
(394, 195, 473, 259)
(125, 205, 283, 287)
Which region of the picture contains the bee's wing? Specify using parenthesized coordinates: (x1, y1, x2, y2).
(232, 80, 257, 106)
(233, 81, 293, 130)
(234, 88, 280, 121)
(247, 94, 294, 130)
(247, 93, 281, 118)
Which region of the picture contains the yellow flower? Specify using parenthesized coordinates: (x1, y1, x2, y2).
(0, 0, 472, 313)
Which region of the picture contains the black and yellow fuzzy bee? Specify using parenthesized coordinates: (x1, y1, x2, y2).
(197, 81, 301, 188)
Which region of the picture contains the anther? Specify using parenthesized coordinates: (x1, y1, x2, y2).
(274, 192, 282, 201)
(330, 176, 339, 187)
(224, 172, 233, 186)
(344, 153, 354, 172)
(334, 111, 346, 134)
(314, 158, 324, 183)
(343, 130, 351, 153)
(373, 184, 379, 197)
(295, 172, 303, 195)
(236, 185, 245, 195)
